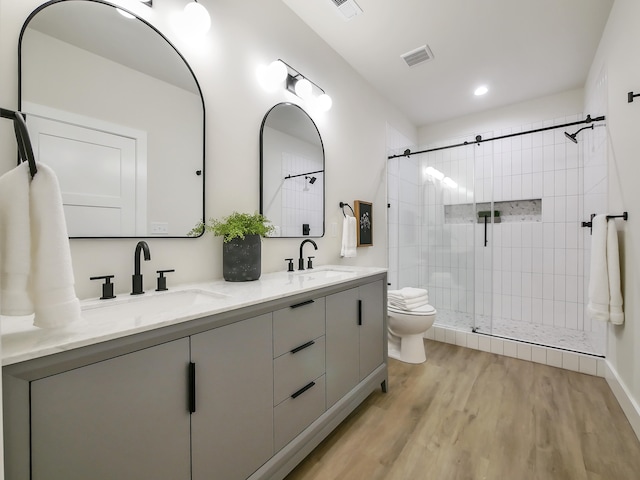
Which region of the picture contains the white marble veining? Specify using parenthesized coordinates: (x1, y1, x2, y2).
(1, 265, 385, 366)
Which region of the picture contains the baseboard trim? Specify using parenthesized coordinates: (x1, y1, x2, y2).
(605, 360, 640, 441)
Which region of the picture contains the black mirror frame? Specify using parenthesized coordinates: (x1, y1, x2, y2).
(18, 0, 206, 239)
(259, 102, 325, 238)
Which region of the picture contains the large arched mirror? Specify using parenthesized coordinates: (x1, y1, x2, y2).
(19, 0, 205, 238)
(260, 103, 324, 238)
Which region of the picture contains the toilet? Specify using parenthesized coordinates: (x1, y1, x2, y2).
(387, 303, 436, 364)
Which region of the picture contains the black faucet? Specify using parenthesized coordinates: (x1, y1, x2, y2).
(131, 241, 151, 295)
(298, 239, 318, 270)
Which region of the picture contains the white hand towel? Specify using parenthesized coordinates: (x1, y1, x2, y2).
(29, 163, 81, 328)
(389, 296, 429, 311)
(388, 287, 429, 300)
(607, 219, 624, 325)
(587, 215, 610, 322)
(0, 162, 33, 315)
(341, 216, 357, 258)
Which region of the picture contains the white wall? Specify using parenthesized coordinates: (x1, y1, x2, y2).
(586, 0, 640, 434)
(0, 0, 416, 300)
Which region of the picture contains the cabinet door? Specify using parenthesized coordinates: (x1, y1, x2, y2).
(359, 280, 385, 380)
(325, 287, 359, 408)
(191, 314, 274, 480)
(30, 338, 191, 480)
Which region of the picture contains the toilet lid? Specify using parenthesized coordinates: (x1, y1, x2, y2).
(388, 303, 436, 315)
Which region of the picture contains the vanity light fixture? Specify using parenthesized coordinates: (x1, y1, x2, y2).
(259, 59, 333, 112)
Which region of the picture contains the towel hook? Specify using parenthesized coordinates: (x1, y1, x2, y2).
(1, 108, 37, 178)
(339, 201, 355, 217)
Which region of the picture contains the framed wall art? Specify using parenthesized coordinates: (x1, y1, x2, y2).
(354, 200, 373, 247)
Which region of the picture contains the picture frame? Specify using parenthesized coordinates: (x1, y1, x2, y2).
(354, 200, 373, 247)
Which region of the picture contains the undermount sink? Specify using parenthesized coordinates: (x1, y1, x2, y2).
(292, 267, 358, 282)
(81, 289, 229, 322)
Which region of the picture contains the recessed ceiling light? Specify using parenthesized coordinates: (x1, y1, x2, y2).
(474, 85, 489, 96)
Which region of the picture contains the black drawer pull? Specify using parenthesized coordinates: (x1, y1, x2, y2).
(290, 340, 315, 354)
(290, 299, 315, 309)
(291, 381, 316, 399)
(189, 362, 196, 414)
(358, 299, 362, 326)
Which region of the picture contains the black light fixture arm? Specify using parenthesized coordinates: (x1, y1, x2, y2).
(389, 114, 606, 159)
(277, 58, 327, 95)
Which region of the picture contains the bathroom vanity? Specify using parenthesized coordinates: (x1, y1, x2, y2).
(2, 266, 387, 480)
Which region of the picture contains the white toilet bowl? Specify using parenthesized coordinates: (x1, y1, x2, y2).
(387, 304, 436, 364)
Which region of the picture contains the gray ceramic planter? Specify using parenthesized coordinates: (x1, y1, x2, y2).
(222, 234, 261, 282)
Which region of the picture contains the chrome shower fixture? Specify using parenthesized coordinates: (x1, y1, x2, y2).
(564, 124, 594, 144)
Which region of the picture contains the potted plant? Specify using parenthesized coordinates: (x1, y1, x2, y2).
(190, 212, 274, 282)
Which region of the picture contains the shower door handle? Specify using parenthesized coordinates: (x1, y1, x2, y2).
(484, 216, 488, 247)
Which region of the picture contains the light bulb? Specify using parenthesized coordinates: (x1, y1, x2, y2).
(183, 2, 211, 35)
(267, 60, 288, 84)
(294, 78, 313, 100)
(316, 93, 333, 112)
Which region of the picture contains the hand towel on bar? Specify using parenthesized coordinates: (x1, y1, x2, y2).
(341, 215, 357, 258)
(29, 163, 81, 328)
(607, 218, 624, 325)
(0, 162, 33, 315)
(587, 215, 610, 322)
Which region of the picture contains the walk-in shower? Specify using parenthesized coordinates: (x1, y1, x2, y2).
(387, 114, 608, 356)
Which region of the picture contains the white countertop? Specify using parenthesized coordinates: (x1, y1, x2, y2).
(1, 265, 386, 366)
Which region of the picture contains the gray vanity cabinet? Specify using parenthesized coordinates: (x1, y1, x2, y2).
(30, 338, 192, 480)
(325, 280, 385, 408)
(191, 313, 274, 480)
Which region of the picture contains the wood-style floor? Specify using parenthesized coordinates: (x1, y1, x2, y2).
(286, 340, 640, 480)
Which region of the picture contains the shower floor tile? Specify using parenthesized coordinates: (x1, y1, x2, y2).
(434, 309, 602, 356)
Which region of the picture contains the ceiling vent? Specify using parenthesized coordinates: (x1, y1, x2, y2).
(330, 0, 363, 20)
(401, 45, 434, 67)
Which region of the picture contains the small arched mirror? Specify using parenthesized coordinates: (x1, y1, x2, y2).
(19, 0, 205, 238)
(260, 103, 324, 238)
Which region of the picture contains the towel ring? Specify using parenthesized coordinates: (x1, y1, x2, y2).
(339, 202, 355, 217)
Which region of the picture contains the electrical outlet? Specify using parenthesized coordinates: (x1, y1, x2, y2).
(151, 222, 169, 235)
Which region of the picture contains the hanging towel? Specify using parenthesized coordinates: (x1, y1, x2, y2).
(28, 163, 81, 328)
(0, 162, 33, 315)
(607, 219, 624, 325)
(341, 215, 357, 258)
(587, 215, 610, 322)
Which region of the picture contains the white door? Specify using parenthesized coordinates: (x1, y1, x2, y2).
(25, 105, 146, 236)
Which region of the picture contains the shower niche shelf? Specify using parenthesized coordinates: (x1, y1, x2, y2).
(444, 199, 541, 224)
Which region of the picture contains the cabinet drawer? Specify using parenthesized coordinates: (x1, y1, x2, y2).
(274, 374, 326, 452)
(274, 336, 325, 406)
(273, 297, 325, 357)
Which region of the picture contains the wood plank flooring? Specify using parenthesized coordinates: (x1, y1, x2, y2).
(285, 340, 640, 480)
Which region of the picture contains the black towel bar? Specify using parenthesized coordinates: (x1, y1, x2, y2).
(581, 212, 628, 234)
(339, 201, 355, 217)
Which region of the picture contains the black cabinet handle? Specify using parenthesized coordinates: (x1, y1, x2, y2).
(358, 299, 362, 326)
(290, 299, 315, 309)
(291, 381, 316, 399)
(189, 362, 196, 414)
(290, 340, 315, 354)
